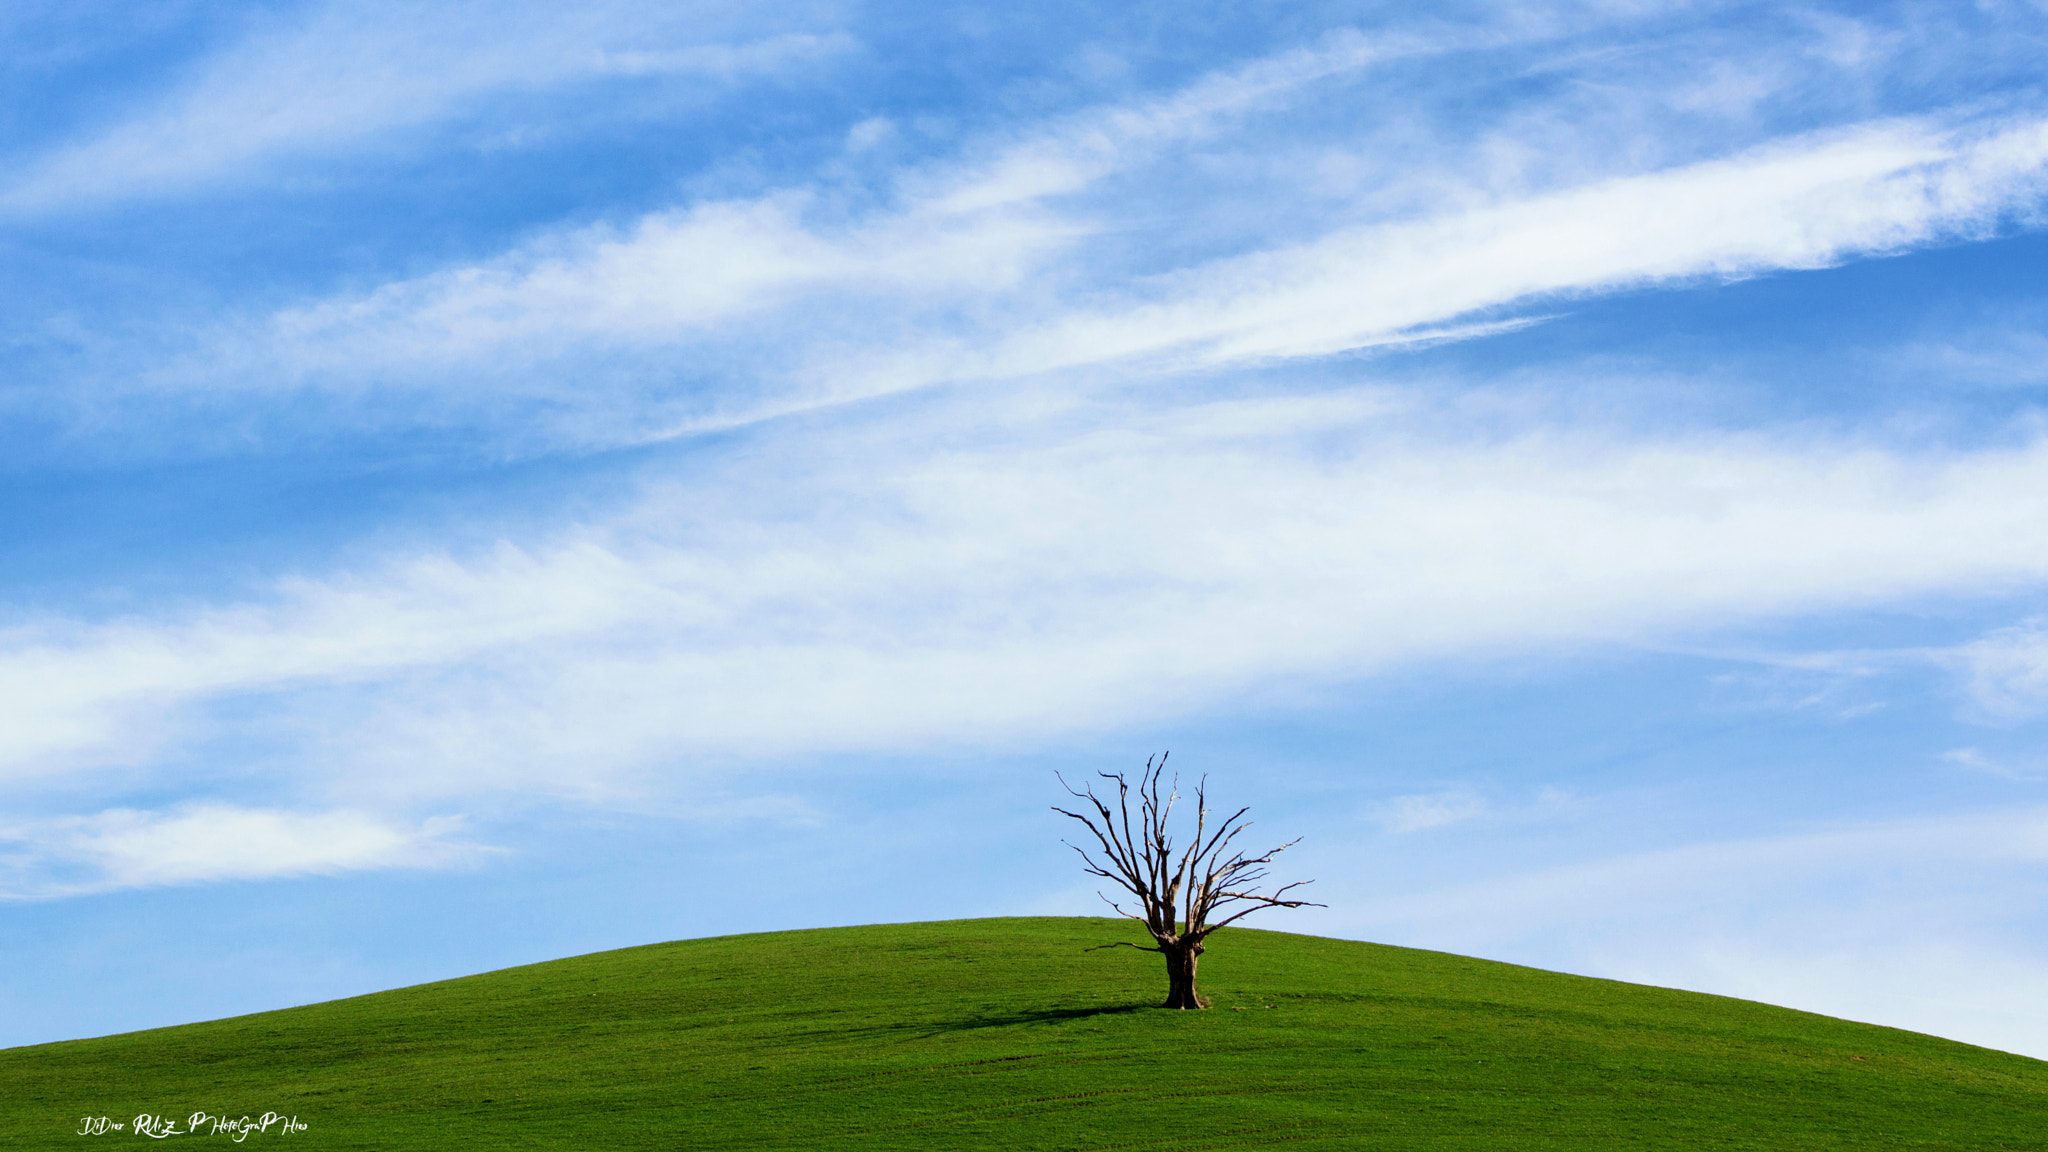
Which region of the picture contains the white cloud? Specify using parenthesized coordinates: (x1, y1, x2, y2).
(900, 114, 2048, 382)
(1375, 791, 1489, 833)
(0, 540, 661, 781)
(0, 1, 849, 211)
(1312, 804, 2048, 1056)
(1943, 746, 2003, 772)
(232, 101, 2048, 445)
(1622, 938, 2048, 1060)
(250, 26, 1459, 379)
(0, 805, 479, 898)
(266, 192, 1084, 366)
(7, 388, 2048, 801)
(1343, 806, 2048, 939)
(908, 26, 1458, 213)
(1894, 326, 2048, 388)
(1941, 746, 2048, 781)
(845, 117, 894, 153)
(1951, 618, 2048, 721)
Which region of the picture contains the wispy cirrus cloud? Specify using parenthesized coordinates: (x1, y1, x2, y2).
(0, 0, 849, 212)
(890, 113, 2048, 375)
(1345, 805, 2048, 938)
(245, 26, 1464, 370)
(0, 541, 659, 782)
(0, 804, 479, 898)
(1316, 802, 2048, 1056)
(223, 104, 2048, 447)
(1375, 791, 1489, 833)
(1950, 619, 2048, 722)
(23, 1, 2048, 460)
(9, 386, 2048, 807)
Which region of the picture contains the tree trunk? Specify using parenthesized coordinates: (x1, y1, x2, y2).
(1160, 940, 1209, 1009)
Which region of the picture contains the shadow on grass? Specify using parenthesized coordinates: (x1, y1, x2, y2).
(921, 1004, 1151, 1035)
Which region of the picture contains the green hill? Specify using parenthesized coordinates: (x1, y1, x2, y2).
(4, 917, 2045, 1149)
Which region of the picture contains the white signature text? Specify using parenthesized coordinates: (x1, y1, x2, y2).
(76, 1113, 307, 1140)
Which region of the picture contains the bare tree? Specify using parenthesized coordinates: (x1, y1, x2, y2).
(1054, 753, 1322, 1009)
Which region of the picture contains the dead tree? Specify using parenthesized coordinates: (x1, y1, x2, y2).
(1054, 753, 1322, 1009)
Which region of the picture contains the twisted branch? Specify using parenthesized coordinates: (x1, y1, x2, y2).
(1053, 753, 1323, 948)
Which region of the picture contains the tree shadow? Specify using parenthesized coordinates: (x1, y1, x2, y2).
(920, 1004, 1149, 1035)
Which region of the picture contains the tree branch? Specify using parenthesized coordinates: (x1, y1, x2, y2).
(1053, 753, 1319, 954)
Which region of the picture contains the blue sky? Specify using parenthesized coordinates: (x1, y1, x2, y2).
(7, 0, 2048, 1058)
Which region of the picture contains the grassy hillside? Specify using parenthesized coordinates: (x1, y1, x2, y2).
(4, 917, 2046, 1149)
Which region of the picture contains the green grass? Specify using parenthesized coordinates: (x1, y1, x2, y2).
(4, 917, 2046, 1149)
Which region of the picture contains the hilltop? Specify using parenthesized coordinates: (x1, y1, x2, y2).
(4, 917, 2045, 1149)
